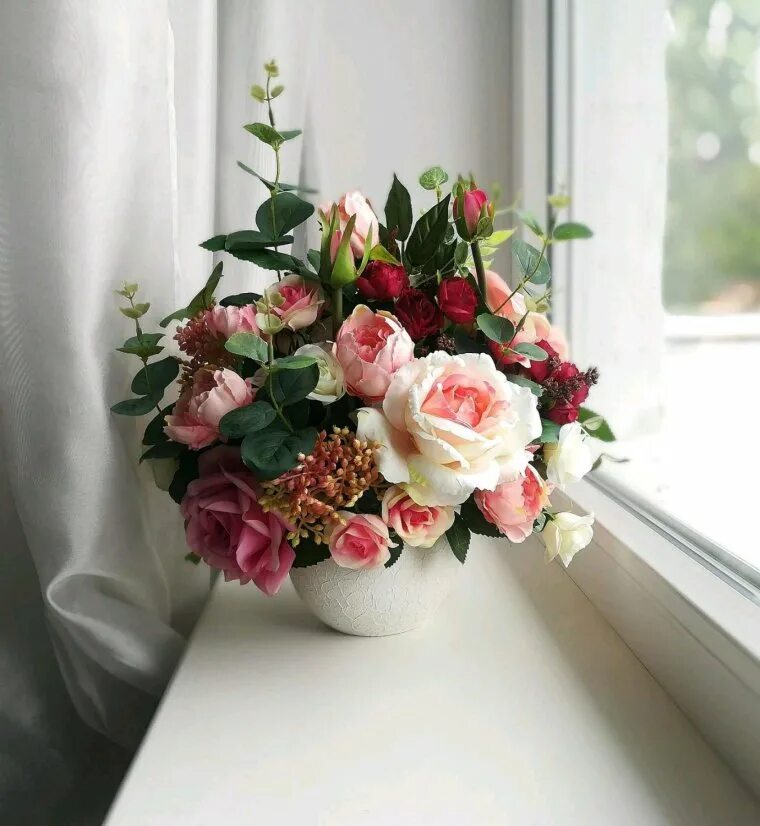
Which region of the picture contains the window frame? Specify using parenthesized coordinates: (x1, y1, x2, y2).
(511, 0, 760, 796)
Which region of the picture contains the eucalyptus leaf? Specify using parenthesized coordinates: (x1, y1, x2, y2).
(225, 332, 269, 362)
(476, 313, 515, 344)
(111, 394, 160, 416)
(225, 229, 294, 250)
(269, 363, 319, 406)
(540, 419, 561, 443)
(236, 162, 317, 193)
(117, 333, 164, 359)
(219, 401, 277, 439)
(578, 407, 616, 442)
(507, 374, 544, 397)
(512, 239, 551, 285)
(256, 192, 314, 238)
(142, 404, 174, 445)
(273, 355, 317, 370)
(131, 357, 179, 396)
(226, 248, 297, 270)
(553, 222, 593, 241)
(139, 441, 184, 463)
(244, 122, 284, 148)
(160, 262, 223, 327)
(241, 425, 318, 480)
(512, 343, 548, 361)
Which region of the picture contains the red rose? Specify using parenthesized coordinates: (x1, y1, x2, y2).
(544, 361, 591, 424)
(394, 288, 443, 341)
(524, 340, 559, 384)
(356, 261, 409, 301)
(438, 277, 478, 324)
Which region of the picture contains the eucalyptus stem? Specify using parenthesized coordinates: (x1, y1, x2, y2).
(128, 295, 161, 415)
(470, 240, 487, 301)
(265, 73, 283, 281)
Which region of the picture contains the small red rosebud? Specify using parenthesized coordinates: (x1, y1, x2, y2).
(437, 277, 478, 325)
(453, 187, 493, 240)
(356, 261, 409, 301)
(394, 288, 443, 341)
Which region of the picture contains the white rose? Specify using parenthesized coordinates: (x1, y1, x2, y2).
(356, 352, 541, 506)
(546, 422, 593, 488)
(543, 511, 594, 566)
(294, 342, 345, 404)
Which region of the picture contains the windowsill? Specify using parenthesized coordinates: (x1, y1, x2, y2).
(105, 537, 758, 824)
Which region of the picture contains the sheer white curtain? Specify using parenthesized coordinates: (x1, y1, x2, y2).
(0, 0, 314, 775)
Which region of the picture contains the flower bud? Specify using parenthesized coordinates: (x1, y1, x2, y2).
(453, 187, 494, 241)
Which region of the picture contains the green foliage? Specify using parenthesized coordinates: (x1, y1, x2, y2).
(539, 419, 561, 443)
(219, 401, 277, 438)
(446, 513, 471, 563)
(385, 545, 402, 568)
(384, 174, 413, 242)
(418, 166, 449, 190)
(169, 451, 200, 503)
(460, 497, 501, 538)
(512, 342, 547, 361)
(476, 313, 515, 344)
(578, 407, 616, 442)
(200, 235, 227, 251)
(368, 244, 400, 265)
(160, 262, 223, 327)
(507, 374, 544, 397)
(224, 332, 269, 362)
(119, 302, 150, 319)
(142, 405, 173, 445)
(273, 355, 317, 370)
(131, 357, 179, 396)
(117, 333, 163, 359)
(244, 122, 286, 149)
(139, 441, 184, 463)
(256, 192, 315, 238)
(512, 239, 550, 285)
(236, 162, 316, 194)
(269, 363, 319, 406)
(241, 425, 318, 479)
(224, 230, 294, 250)
(405, 195, 451, 267)
(552, 222, 593, 241)
(219, 292, 260, 307)
(292, 536, 331, 568)
(518, 211, 545, 238)
(111, 393, 160, 416)
(226, 247, 297, 270)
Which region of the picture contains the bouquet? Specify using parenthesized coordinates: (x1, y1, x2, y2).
(111, 60, 615, 597)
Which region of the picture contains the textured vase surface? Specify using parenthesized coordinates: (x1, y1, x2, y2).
(289, 536, 461, 636)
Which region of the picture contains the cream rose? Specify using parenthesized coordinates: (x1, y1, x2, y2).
(543, 511, 594, 566)
(293, 342, 345, 403)
(545, 422, 593, 488)
(356, 352, 541, 506)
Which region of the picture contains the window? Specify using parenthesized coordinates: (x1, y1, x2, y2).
(549, 0, 760, 585)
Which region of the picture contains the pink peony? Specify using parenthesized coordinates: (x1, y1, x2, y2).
(204, 304, 259, 339)
(474, 465, 552, 543)
(333, 305, 415, 403)
(319, 191, 379, 257)
(381, 485, 454, 548)
(181, 446, 295, 594)
(164, 368, 253, 449)
(328, 511, 396, 569)
(259, 274, 323, 331)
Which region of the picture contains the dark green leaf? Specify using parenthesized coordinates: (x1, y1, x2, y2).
(446, 513, 471, 563)
(454, 240, 469, 266)
(225, 229, 294, 250)
(219, 401, 277, 439)
(512, 343, 548, 361)
(405, 195, 451, 267)
(292, 536, 331, 568)
(476, 313, 515, 343)
(384, 174, 413, 242)
(553, 222, 593, 241)
(169, 451, 200, 503)
(460, 497, 501, 538)
(185, 552, 202, 565)
(131, 357, 179, 396)
(110, 394, 160, 416)
(160, 262, 224, 327)
(226, 247, 297, 270)
(269, 363, 319, 406)
(256, 192, 315, 238)
(224, 332, 268, 362)
(241, 425, 318, 480)
(139, 441, 184, 463)
(512, 239, 551, 285)
(418, 166, 449, 190)
(578, 407, 616, 442)
(453, 328, 483, 355)
(385, 545, 402, 568)
(244, 122, 284, 147)
(540, 419, 561, 443)
(117, 333, 164, 358)
(273, 355, 317, 370)
(219, 292, 260, 307)
(236, 161, 317, 193)
(278, 129, 302, 142)
(307, 249, 321, 271)
(142, 405, 174, 445)
(200, 234, 227, 251)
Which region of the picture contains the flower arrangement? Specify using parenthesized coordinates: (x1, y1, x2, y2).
(111, 60, 615, 597)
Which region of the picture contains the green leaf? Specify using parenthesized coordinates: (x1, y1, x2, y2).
(139, 441, 184, 463)
(453, 328, 483, 355)
(368, 244, 400, 265)
(512, 343, 547, 361)
(244, 122, 284, 148)
(460, 497, 501, 538)
(224, 332, 269, 362)
(256, 192, 314, 237)
(241, 425, 318, 480)
(272, 355, 317, 370)
(236, 162, 316, 193)
(476, 313, 515, 344)
(384, 174, 413, 242)
(446, 513, 471, 564)
(169, 451, 200, 504)
(485, 228, 516, 246)
(385, 545, 402, 568)
(269, 363, 319, 406)
(518, 210, 545, 237)
(199, 234, 227, 251)
(117, 333, 164, 358)
(270, 84, 284, 98)
(512, 239, 551, 285)
(160, 262, 224, 327)
(540, 419, 561, 443)
(219, 292, 260, 307)
(250, 84, 266, 102)
(142, 405, 173, 445)
(226, 247, 297, 270)
(219, 401, 277, 439)
(292, 536, 331, 568)
(278, 129, 302, 142)
(405, 194, 451, 267)
(553, 222, 593, 241)
(120, 302, 150, 319)
(578, 407, 616, 442)
(131, 357, 179, 396)
(418, 166, 449, 190)
(110, 394, 160, 416)
(507, 374, 544, 397)
(185, 551, 202, 565)
(454, 240, 469, 266)
(225, 229, 294, 250)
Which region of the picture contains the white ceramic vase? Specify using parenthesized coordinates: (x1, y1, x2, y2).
(289, 536, 462, 636)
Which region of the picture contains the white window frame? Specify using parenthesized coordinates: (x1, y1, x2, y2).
(511, 0, 760, 796)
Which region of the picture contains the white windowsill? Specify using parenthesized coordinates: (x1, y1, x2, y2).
(105, 537, 758, 825)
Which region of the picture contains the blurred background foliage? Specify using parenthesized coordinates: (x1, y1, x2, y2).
(665, 0, 760, 313)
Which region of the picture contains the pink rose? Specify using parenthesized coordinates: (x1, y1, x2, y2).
(453, 187, 491, 238)
(181, 446, 295, 594)
(164, 368, 253, 449)
(319, 191, 379, 257)
(328, 511, 397, 569)
(204, 304, 259, 339)
(381, 485, 454, 548)
(474, 465, 552, 543)
(259, 274, 323, 332)
(333, 305, 415, 403)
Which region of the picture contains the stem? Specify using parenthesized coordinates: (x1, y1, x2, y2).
(129, 295, 161, 414)
(493, 236, 550, 316)
(266, 73, 282, 280)
(331, 287, 343, 337)
(470, 240, 487, 301)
